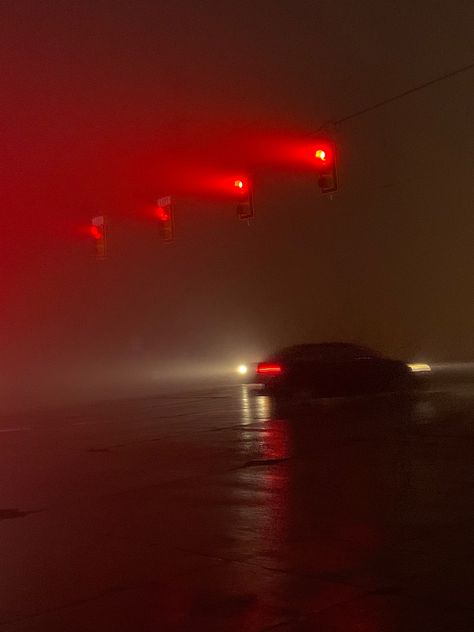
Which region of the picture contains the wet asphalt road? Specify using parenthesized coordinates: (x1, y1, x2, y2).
(0, 385, 473, 631)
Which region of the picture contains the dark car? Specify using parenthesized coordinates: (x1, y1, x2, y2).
(255, 343, 411, 398)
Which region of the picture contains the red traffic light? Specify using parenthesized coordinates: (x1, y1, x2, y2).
(89, 216, 107, 259)
(315, 149, 326, 162)
(233, 178, 254, 221)
(155, 206, 170, 222)
(233, 178, 249, 194)
(313, 142, 337, 194)
(155, 196, 175, 241)
(314, 145, 334, 165)
(89, 225, 102, 240)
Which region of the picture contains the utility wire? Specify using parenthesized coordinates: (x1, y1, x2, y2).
(321, 61, 474, 129)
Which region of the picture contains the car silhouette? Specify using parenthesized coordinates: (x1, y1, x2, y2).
(255, 343, 411, 398)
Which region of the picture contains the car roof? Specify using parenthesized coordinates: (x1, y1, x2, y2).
(273, 343, 379, 360)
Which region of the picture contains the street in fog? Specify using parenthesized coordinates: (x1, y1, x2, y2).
(0, 384, 473, 631)
(2, 2, 473, 630)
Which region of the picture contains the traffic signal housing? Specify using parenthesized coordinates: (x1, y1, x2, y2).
(233, 178, 254, 221)
(313, 142, 337, 194)
(90, 215, 107, 259)
(155, 196, 175, 241)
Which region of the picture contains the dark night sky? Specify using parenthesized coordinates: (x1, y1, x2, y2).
(1, 1, 473, 403)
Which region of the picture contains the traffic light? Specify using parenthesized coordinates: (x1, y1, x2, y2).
(90, 215, 107, 259)
(233, 178, 254, 221)
(314, 142, 337, 194)
(155, 196, 174, 241)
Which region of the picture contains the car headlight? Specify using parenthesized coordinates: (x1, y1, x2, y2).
(407, 363, 431, 373)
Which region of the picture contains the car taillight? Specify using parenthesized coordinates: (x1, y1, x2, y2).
(257, 362, 283, 375)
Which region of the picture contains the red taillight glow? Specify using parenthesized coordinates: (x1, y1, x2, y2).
(257, 362, 283, 375)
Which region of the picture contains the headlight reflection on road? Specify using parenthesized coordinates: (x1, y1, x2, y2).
(256, 394, 271, 421)
(241, 385, 252, 424)
(240, 385, 272, 424)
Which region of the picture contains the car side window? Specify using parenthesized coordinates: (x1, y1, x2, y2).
(314, 346, 376, 362)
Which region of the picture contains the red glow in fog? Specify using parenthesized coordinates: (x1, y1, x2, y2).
(315, 149, 327, 162)
(155, 206, 170, 222)
(233, 178, 249, 194)
(257, 363, 283, 375)
(89, 226, 102, 240)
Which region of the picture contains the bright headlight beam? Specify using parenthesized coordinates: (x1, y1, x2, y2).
(407, 363, 432, 373)
(237, 364, 248, 375)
